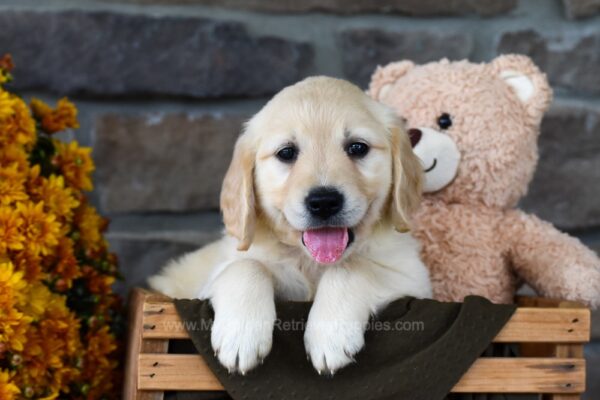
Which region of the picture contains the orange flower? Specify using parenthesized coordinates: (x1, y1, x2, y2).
(0, 370, 20, 400)
(30, 98, 79, 134)
(18, 293, 82, 397)
(52, 140, 95, 191)
(49, 238, 80, 290)
(84, 267, 116, 295)
(0, 54, 14, 73)
(16, 201, 61, 256)
(0, 54, 14, 86)
(82, 326, 118, 398)
(12, 248, 43, 282)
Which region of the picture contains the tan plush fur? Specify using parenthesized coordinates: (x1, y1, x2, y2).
(369, 55, 600, 308)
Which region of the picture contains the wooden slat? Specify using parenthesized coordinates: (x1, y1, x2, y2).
(548, 343, 583, 400)
(142, 302, 189, 339)
(138, 355, 585, 394)
(139, 340, 169, 400)
(452, 358, 585, 393)
(142, 302, 590, 343)
(139, 354, 224, 391)
(516, 296, 585, 309)
(493, 308, 590, 343)
(125, 289, 171, 400)
(123, 288, 147, 400)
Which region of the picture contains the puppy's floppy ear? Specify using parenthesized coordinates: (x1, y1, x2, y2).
(390, 124, 423, 232)
(368, 60, 415, 101)
(220, 131, 256, 251)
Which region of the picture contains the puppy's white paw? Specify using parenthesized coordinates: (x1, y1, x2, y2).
(304, 317, 365, 375)
(211, 307, 275, 374)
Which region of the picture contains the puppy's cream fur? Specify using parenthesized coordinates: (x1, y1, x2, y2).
(149, 77, 431, 374)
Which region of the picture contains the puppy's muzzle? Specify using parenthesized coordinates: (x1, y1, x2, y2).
(302, 187, 354, 265)
(305, 186, 344, 220)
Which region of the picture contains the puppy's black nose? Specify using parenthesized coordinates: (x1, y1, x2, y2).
(305, 187, 344, 220)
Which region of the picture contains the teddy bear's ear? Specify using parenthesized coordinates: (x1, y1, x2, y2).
(490, 54, 553, 123)
(368, 61, 415, 101)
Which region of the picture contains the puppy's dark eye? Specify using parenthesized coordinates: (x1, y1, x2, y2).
(437, 113, 452, 130)
(346, 142, 369, 158)
(276, 146, 298, 163)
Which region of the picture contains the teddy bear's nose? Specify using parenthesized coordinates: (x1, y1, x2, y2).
(408, 128, 422, 148)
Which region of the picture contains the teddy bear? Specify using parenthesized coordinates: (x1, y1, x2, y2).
(368, 54, 600, 307)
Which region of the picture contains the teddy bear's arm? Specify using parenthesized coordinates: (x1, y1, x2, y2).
(502, 209, 600, 308)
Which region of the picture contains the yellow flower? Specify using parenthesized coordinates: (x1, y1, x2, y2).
(22, 283, 53, 322)
(52, 140, 95, 191)
(17, 201, 61, 256)
(75, 204, 107, 252)
(0, 261, 27, 307)
(0, 261, 32, 352)
(0, 305, 30, 353)
(29, 170, 80, 223)
(30, 98, 79, 134)
(0, 59, 123, 398)
(0, 206, 25, 254)
(0, 96, 36, 149)
(0, 89, 17, 119)
(0, 370, 20, 400)
(0, 163, 28, 205)
(0, 144, 29, 172)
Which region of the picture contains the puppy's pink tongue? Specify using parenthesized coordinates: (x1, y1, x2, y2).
(302, 228, 348, 264)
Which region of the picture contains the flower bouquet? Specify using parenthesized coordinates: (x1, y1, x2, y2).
(0, 55, 123, 399)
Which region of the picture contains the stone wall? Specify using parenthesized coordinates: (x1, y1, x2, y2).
(1, 0, 599, 396)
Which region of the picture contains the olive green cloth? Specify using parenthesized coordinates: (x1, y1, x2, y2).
(173, 296, 516, 400)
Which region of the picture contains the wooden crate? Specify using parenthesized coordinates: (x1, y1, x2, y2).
(123, 288, 590, 400)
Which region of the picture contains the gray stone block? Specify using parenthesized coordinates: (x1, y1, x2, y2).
(584, 342, 600, 399)
(99, 0, 517, 16)
(593, 310, 600, 341)
(340, 29, 473, 87)
(94, 112, 248, 213)
(563, 0, 600, 19)
(0, 10, 312, 98)
(587, 238, 600, 340)
(108, 212, 223, 296)
(497, 29, 600, 95)
(520, 103, 600, 230)
(110, 237, 199, 296)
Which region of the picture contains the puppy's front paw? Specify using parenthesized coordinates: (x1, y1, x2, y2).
(304, 317, 365, 375)
(211, 307, 275, 374)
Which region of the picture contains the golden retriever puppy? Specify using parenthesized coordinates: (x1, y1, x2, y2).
(149, 76, 431, 375)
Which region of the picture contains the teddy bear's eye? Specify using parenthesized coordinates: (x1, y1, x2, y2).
(437, 113, 452, 130)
